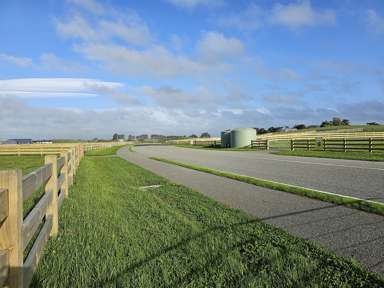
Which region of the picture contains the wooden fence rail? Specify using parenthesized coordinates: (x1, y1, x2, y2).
(290, 138, 384, 153)
(250, 140, 269, 150)
(258, 131, 384, 141)
(0, 142, 121, 288)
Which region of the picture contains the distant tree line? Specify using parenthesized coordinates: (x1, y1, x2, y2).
(254, 118, 381, 134)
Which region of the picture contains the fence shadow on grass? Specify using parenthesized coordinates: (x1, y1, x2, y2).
(87, 202, 380, 287)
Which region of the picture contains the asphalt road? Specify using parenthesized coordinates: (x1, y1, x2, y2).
(117, 146, 384, 274)
(130, 145, 384, 202)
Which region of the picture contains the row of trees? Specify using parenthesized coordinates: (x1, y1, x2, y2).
(255, 118, 381, 134)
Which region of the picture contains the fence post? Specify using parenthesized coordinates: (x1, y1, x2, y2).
(60, 152, 69, 198)
(71, 148, 76, 176)
(369, 138, 373, 153)
(266, 140, 270, 150)
(45, 155, 59, 237)
(323, 139, 326, 151)
(343, 138, 347, 152)
(290, 139, 294, 151)
(0, 170, 23, 288)
(306, 139, 310, 151)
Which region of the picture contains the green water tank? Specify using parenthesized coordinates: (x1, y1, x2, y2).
(221, 130, 231, 148)
(230, 128, 257, 148)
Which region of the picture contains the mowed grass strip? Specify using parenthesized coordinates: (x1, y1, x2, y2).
(85, 145, 127, 156)
(151, 157, 384, 216)
(31, 156, 384, 287)
(0, 155, 45, 217)
(273, 150, 384, 162)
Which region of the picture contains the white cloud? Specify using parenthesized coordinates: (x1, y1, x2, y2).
(197, 31, 244, 63)
(138, 85, 219, 108)
(253, 59, 301, 81)
(39, 53, 86, 72)
(56, 14, 98, 41)
(56, 9, 152, 46)
(99, 19, 151, 46)
(0, 78, 123, 98)
(165, 0, 224, 9)
(217, 4, 264, 31)
(366, 9, 384, 34)
(76, 43, 206, 78)
(270, 0, 336, 29)
(0, 53, 33, 67)
(67, 0, 105, 15)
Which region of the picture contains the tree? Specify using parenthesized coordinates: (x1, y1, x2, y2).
(200, 132, 211, 138)
(320, 121, 331, 127)
(367, 122, 379, 125)
(255, 128, 267, 134)
(293, 124, 306, 130)
(341, 119, 350, 126)
(189, 134, 198, 138)
(332, 117, 342, 126)
(267, 127, 283, 133)
(112, 133, 118, 141)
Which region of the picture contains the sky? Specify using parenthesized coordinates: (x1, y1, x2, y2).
(0, 0, 383, 139)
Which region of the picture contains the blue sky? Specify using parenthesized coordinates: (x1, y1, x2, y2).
(0, 0, 383, 139)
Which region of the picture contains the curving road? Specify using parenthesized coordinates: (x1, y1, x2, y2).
(130, 145, 384, 202)
(117, 145, 384, 274)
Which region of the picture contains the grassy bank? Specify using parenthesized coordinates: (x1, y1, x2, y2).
(176, 144, 260, 152)
(151, 157, 384, 216)
(30, 155, 384, 287)
(273, 150, 384, 161)
(85, 144, 126, 156)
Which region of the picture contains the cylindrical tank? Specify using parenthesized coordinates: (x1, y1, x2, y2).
(230, 128, 257, 148)
(221, 130, 231, 148)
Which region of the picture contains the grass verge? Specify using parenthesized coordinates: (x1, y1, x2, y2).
(176, 144, 261, 152)
(31, 155, 383, 287)
(273, 150, 384, 161)
(150, 157, 384, 216)
(85, 144, 126, 156)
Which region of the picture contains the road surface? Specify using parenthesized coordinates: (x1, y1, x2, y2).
(130, 145, 384, 202)
(117, 146, 384, 274)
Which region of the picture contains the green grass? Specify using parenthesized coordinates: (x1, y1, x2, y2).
(85, 145, 126, 156)
(0, 155, 43, 174)
(151, 157, 384, 217)
(176, 144, 262, 152)
(30, 155, 384, 287)
(273, 150, 384, 161)
(0, 155, 45, 217)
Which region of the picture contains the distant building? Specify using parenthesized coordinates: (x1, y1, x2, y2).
(3, 139, 32, 144)
(283, 128, 298, 132)
(33, 140, 53, 144)
(112, 133, 125, 141)
(150, 134, 166, 140)
(136, 134, 149, 141)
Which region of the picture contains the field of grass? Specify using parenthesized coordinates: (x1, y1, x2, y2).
(176, 144, 263, 152)
(273, 150, 384, 161)
(0, 155, 43, 174)
(29, 154, 384, 287)
(85, 144, 126, 156)
(151, 157, 384, 216)
(0, 155, 45, 216)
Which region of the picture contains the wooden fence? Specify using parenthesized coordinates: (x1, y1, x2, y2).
(250, 140, 269, 150)
(0, 142, 121, 288)
(290, 138, 384, 152)
(191, 140, 221, 147)
(258, 131, 384, 141)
